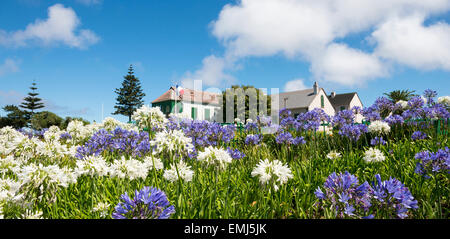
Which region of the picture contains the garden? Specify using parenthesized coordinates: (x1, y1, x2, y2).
(0, 90, 448, 219)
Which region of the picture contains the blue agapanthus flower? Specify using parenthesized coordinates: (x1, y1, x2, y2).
(370, 136, 386, 146)
(371, 174, 418, 219)
(227, 147, 245, 159)
(415, 148, 450, 177)
(112, 187, 175, 219)
(411, 131, 427, 141)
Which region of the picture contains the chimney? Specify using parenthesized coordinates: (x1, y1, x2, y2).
(331, 91, 336, 98)
(313, 82, 319, 95)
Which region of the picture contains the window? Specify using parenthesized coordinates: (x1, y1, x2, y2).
(205, 109, 210, 121)
(321, 95, 325, 108)
(191, 107, 197, 119)
(165, 105, 170, 114)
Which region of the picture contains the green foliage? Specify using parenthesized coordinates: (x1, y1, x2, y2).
(383, 89, 417, 103)
(0, 105, 28, 129)
(30, 111, 63, 130)
(113, 65, 146, 122)
(221, 85, 271, 123)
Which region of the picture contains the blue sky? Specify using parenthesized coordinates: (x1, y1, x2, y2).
(0, 0, 449, 123)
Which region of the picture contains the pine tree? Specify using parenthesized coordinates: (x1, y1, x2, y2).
(113, 65, 146, 122)
(20, 81, 45, 121)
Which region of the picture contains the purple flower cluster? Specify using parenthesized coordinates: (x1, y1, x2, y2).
(373, 97, 394, 117)
(371, 174, 418, 219)
(314, 172, 373, 218)
(332, 110, 355, 128)
(75, 128, 151, 159)
(338, 124, 368, 141)
(296, 108, 330, 131)
(112, 187, 175, 219)
(18, 128, 48, 139)
(411, 131, 427, 141)
(227, 147, 246, 159)
(59, 132, 72, 141)
(275, 131, 306, 146)
(361, 106, 382, 122)
(423, 89, 437, 105)
(384, 114, 404, 126)
(168, 118, 235, 147)
(315, 172, 418, 219)
(245, 134, 262, 145)
(415, 148, 450, 177)
(370, 136, 386, 146)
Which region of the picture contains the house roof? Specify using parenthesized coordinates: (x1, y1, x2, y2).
(328, 92, 357, 107)
(152, 86, 221, 105)
(272, 88, 319, 109)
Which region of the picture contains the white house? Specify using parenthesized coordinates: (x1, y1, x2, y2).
(152, 86, 221, 121)
(271, 82, 364, 121)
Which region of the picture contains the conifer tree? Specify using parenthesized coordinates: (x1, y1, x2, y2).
(113, 65, 146, 122)
(20, 81, 45, 121)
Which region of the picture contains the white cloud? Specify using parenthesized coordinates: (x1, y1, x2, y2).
(372, 14, 450, 70)
(0, 90, 24, 106)
(0, 4, 99, 49)
(182, 0, 450, 88)
(0, 59, 20, 77)
(181, 55, 236, 88)
(311, 43, 387, 86)
(284, 79, 308, 92)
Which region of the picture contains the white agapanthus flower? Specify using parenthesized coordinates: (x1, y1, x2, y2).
(109, 156, 149, 180)
(150, 130, 194, 155)
(93, 202, 110, 218)
(0, 155, 23, 174)
(368, 120, 391, 134)
(132, 105, 168, 130)
(75, 155, 110, 177)
(0, 178, 23, 202)
(251, 159, 293, 191)
(0, 126, 28, 156)
(66, 120, 99, 143)
(326, 151, 342, 160)
(17, 163, 78, 189)
(363, 148, 386, 163)
(163, 160, 194, 183)
(197, 146, 233, 170)
(143, 156, 164, 171)
(22, 209, 44, 219)
(438, 96, 450, 107)
(101, 117, 122, 131)
(396, 100, 409, 109)
(43, 126, 64, 142)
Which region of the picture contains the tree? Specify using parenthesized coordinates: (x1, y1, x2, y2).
(30, 111, 63, 130)
(0, 105, 28, 129)
(221, 85, 271, 123)
(383, 90, 417, 103)
(113, 65, 146, 122)
(20, 81, 45, 121)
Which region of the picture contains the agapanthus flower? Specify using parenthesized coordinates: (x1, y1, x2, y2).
(368, 121, 391, 135)
(245, 134, 262, 145)
(251, 159, 293, 191)
(384, 114, 404, 126)
(197, 146, 233, 170)
(363, 148, 386, 163)
(227, 147, 245, 160)
(371, 174, 418, 219)
(332, 110, 355, 128)
(411, 131, 427, 141)
(326, 151, 341, 160)
(370, 137, 386, 146)
(93, 202, 111, 218)
(112, 187, 175, 219)
(423, 89, 437, 105)
(132, 105, 168, 131)
(163, 160, 194, 182)
(315, 172, 373, 218)
(338, 124, 368, 141)
(415, 148, 449, 177)
(437, 96, 450, 108)
(150, 129, 194, 155)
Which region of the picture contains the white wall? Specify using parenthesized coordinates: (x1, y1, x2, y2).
(181, 102, 220, 121)
(308, 89, 336, 116)
(349, 95, 364, 123)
